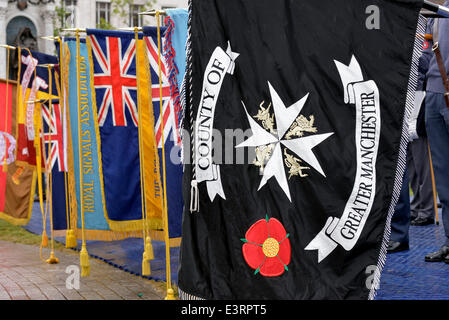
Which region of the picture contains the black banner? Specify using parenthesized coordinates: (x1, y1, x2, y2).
(180, 0, 424, 299)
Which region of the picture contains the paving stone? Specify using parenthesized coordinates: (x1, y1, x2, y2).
(8, 289, 29, 300)
(0, 241, 164, 300)
(0, 289, 10, 300)
(56, 288, 85, 300)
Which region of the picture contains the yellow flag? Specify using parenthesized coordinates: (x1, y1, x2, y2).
(137, 38, 164, 230)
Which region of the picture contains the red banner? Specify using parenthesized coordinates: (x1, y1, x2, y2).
(0, 81, 13, 211)
(0, 79, 36, 225)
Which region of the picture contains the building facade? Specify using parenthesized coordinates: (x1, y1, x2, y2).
(59, 0, 187, 31)
(0, 0, 187, 79)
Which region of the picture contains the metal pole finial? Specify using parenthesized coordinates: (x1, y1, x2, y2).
(138, 9, 166, 16)
(118, 27, 143, 32)
(41, 36, 60, 41)
(62, 28, 87, 33)
(0, 44, 16, 50)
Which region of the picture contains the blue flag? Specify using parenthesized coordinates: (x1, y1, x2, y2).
(86, 29, 145, 232)
(65, 38, 112, 234)
(165, 8, 188, 92)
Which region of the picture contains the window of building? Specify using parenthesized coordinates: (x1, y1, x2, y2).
(129, 4, 143, 27)
(62, 0, 77, 28)
(96, 1, 111, 27)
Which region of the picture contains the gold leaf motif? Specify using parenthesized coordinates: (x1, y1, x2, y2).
(253, 144, 275, 175)
(251, 100, 316, 179)
(284, 149, 310, 179)
(285, 115, 317, 140)
(253, 101, 276, 134)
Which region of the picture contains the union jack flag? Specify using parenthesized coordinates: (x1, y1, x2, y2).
(145, 36, 181, 148)
(41, 102, 67, 172)
(89, 34, 138, 127)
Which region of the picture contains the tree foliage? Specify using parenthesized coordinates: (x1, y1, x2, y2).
(53, 0, 156, 34)
(111, 0, 156, 27)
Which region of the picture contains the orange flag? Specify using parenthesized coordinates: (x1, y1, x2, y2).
(0, 79, 36, 225)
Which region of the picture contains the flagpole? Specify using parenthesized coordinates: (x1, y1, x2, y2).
(75, 29, 90, 277)
(44, 64, 59, 264)
(57, 36, 75, 248)
(26, 64, 59, 264)
(21, 48, 49, 250)
(156, 10, 175, 301)
(0, 44, 16, 49)
(62, 28, 87, 33)
(2, 45, 11, 172)
(118, 27, 142, 32)
(138, 10, 166, 16)
(37, 98, 50, 261)
(42, 35, 77, 248)
(21, 51, 54, 256)
(427, 142, 440, 225)
(133, 27, 154, 277)
(423, 0, 449, 18)
(28, 96, 49, 250)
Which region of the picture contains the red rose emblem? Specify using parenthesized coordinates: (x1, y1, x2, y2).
(241, 216, 291, 277)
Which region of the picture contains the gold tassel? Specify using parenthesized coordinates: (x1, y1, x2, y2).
(142, 236, 154, 276)
(156, 12, 175, 300)
(41, 231, 48, 247)
(144, 236, 154, 260)
(80, 244, 90, 277)
(142, 256, 151, 276)
(46, 251, 59, 264)
(2, 159, 7, 173)
(65, 229, 77, 248)
(165, 288, 176, 300)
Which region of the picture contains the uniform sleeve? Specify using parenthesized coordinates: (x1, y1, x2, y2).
(417, 18, 434, 91)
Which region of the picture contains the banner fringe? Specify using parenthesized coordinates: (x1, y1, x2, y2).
(74, 228, 143, 241)
(179, 0, 193, 165)
(0, 211, 30, 225)
(0, 168, 37, 226)
(163, 15, 182, 128)
(178, 287, 205, 300)
(369, 13, 426, 300)
(107, 218, 163, 233)
(56, 229, 182, 245)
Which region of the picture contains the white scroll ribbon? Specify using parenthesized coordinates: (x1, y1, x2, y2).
(305, 56, 381, 263)
(20, 54, 48, 142)
(195, 42, 239, 202)
(0, 132, 16, 165)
